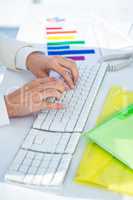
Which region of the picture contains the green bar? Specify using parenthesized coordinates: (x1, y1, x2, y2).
(47, 40, 85, 46)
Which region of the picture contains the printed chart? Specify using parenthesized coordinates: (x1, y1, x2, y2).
(45, 17, 96, 61)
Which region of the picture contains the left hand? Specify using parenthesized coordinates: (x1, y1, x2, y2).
(26, 52, 79, 89)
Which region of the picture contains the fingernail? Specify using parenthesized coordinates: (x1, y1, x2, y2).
(56, 103, 64, 109)
(65, 85, 70, 91)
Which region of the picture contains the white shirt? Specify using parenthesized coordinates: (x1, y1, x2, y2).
(0, 36, 43, 127)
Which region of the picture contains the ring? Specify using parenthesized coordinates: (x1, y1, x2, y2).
(63, 70, 71, 76)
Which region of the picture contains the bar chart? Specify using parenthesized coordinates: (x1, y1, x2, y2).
(45, 18, 96, 61)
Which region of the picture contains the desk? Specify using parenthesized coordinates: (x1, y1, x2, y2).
(1, 5, 133, 200)
(1, 61, 133, 200)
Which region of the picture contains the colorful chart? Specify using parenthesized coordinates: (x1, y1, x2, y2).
(45, 18, 96, 61)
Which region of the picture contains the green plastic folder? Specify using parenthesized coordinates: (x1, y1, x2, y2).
(85, 104, 133, 170)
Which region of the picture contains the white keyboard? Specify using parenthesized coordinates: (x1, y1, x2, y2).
(5, 61, 107, 187)
(33, 61, 107, 132)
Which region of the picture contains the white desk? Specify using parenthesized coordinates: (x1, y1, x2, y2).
(1, 4, 133, 200)
(1, 61, 133, 200)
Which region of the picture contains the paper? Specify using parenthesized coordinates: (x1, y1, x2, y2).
(75, 86, 133, 196)
(45, 18, 97, 61)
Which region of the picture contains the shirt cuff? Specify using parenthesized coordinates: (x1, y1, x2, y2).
(16, 47, 44, 70)
(0, 95, 10, 127)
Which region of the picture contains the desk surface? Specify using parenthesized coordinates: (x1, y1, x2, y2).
(1, 64, 133, 200)
(1, 4, 133, 200)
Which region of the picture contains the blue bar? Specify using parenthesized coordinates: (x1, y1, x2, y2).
(48, 49, 95, 55)
(47, 45, 70, 50)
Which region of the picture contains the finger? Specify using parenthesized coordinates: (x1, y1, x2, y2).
(30, 77, 55, 90)
(38, 77, 55, 84)
(38, 101, 63, 111)
(32, 101, 63, 113)
(64, 82, 70, 91)
(38, 79, 66, 93)
(58, 57, 79, 83)
(23, 77, 55, 92)
(49, 80, 66, 93)
(46, 102, 64, 110)
(41, 89, 62, 100)
(52, 65, 75, 89)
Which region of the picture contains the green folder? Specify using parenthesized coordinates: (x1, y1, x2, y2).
(85, 104, 133, 170)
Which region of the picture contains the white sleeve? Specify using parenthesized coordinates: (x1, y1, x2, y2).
(0, 94, 9, 127)
(0, 35, 45, 71)
(16, 46, 44, 70)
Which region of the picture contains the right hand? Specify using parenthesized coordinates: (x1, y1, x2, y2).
(5, 77, 66, 118)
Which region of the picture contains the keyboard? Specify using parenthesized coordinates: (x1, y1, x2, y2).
(5, 60, 107, 187)
(33, 61, 107, 132)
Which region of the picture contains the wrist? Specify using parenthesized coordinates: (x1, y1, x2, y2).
(26, 52, 45, 71)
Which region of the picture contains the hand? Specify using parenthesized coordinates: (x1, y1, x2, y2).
(5, 77, 65, 118)
(26, 53, 79, 89)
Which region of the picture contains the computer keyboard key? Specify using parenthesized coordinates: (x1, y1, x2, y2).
(44, 134, 62, 153)
(35, 153, 44, 161)
(9, 149, 27, 171)
(51, 154, 72, 186)
(41, 168, 55, 186)
(22, 129, 42, 149)
(5, 171, 25, 183)
(34, 134, 45, 145)
(40, 154, 52, 169)
(19, 164, 29, 174)
(65, 133, 80, 154)
(55, 133, 71, 153)
(32, 159, 41, 168)
(22, 134, 35, 149)
(41, 154, 61, 186)
(26, 151, 35, 160)
(49, 111, 67, 132)
(32, 168, 45, 185)
(33, 112, 48, 129)
(24, 166, 37, 184)
(22, 158, 32, 166)
(41, 110, 57, 130)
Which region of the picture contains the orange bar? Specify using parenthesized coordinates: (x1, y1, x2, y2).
(47, 30, 77, 34)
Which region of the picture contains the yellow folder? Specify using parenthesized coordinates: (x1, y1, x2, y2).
(75, 86, 133, 195)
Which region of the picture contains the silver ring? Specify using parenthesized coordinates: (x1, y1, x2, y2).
(63, 70, 71, 76)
